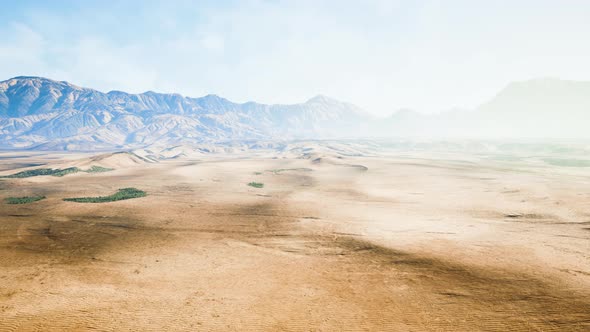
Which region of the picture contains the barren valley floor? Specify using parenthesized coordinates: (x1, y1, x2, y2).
(0, 149, 589, 331)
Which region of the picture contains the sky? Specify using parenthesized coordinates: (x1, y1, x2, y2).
(1, 0, 589, 115)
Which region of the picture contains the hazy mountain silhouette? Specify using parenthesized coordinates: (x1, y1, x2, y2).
(1, 76, 589, 150)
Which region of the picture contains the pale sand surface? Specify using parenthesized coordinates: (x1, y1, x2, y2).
(0, 148, 589, 331)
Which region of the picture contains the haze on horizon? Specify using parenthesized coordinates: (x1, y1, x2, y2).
(3, 2, 590, 331)
(1, 0, 590, 115)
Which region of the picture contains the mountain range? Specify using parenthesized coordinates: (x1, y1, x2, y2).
(0, 76, 367, 150)
(0, 76, 589, 150)
(382, 78, 590, 139)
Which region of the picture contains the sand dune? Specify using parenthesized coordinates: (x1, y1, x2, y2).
(73, 151, 157, 169)
(0, 151, 156, 180)
(0, 146, 589, 331)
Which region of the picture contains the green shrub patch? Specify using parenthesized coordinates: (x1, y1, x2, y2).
(63, 188, 147, 203)
(5, 196, 46, 204)
(1, 165, 115, 179)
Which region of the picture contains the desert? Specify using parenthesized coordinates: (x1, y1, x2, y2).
(2, 3, 590, 329)
(1, 141, 589, 331)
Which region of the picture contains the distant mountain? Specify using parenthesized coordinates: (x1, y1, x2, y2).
(376, 78, 590, 139)
(1, 76, 589, 150)
(0, 77, 369, 150)
(474, 78, 590, 138)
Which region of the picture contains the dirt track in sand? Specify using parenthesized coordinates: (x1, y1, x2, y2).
(0, 151, 589, 331)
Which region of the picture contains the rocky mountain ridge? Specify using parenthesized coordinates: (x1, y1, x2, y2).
(0, 76, 368, 150)
(1, 76, 589, 150)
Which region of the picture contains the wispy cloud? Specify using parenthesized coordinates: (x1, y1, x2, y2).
(1, 0, 589, 115)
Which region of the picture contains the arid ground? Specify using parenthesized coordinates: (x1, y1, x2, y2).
(1, 144, 589, 331)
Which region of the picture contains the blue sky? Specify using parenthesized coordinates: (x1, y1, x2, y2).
(1, 0, 589, 115)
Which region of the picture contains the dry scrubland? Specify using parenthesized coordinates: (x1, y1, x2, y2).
(0, 142, 589, 331)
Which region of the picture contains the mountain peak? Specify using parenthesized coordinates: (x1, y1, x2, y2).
(306, 94, 336, 104)
(200, 94, 225, 101)
(8, 76, 63, 83)
(3, 76, 83, 90)
(0, 75, 367, 149)
(10, 76, 53, 81)
(195, 94, 234, 106)
(501, 77, 590, 91)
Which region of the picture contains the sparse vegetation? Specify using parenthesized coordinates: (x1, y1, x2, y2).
(63, 188, 147, 203)
(266, 168, 313, 174)
(0, 167, 80, 178)
(542, 158, 590, 167)
(85, 165, 114, 173)
(253, 172, 262, 175)
(248, 182, 264, 188)
(0, 165, 114, 178)
(5, 196, 46, 204)
(52, 167, 81, 177)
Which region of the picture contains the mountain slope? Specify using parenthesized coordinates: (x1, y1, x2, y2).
(0, 77, 369, 150)
(1, 76, 589, 150)
(475, 78, 590, 138)
(375, 78, 590, 139)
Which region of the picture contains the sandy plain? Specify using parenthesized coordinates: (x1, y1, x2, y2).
(0, 144, 589, 331)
